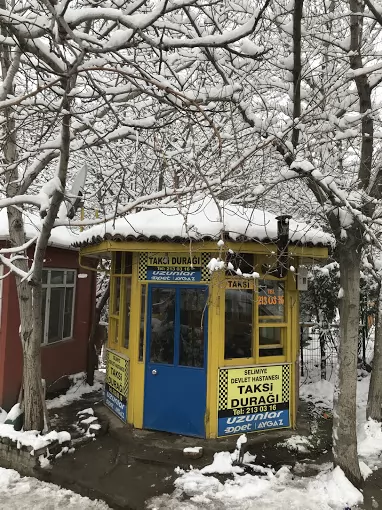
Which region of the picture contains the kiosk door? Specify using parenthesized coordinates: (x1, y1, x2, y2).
(143, 285, 208, 437)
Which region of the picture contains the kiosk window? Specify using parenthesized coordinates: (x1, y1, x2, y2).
(111, 277, 121, 315)
(259, 327, 284, 357)
(225, 289, 253, 359)
(123, 277, 132, 349)
(258, 280, 285, 322)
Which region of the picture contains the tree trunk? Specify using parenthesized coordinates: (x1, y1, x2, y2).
(6, 207, 45, 430)
(22, 330, 44, 431)
(333, 235, 362, 487)
(367, 283, 382, 421)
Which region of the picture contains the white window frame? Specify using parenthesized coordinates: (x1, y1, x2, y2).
(42, 269, 76, 345)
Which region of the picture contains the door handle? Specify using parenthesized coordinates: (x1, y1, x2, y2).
(152, 369, 157, 375)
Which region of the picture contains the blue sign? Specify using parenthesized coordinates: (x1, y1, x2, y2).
(146, 268, 201, 282)
(218, 409, 290, 436)
(105, 384, 127, 422)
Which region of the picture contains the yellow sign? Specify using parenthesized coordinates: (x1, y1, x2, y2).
(218, 364, 291, 436)
(105, 350, 129, 423)
(147, 252, 201, 267)
(226, 278, 254, 290)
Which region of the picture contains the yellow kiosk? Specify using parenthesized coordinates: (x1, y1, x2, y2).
(78, 200, 330, 438)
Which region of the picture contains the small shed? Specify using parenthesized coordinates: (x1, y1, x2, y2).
(0, 211, 97, 410)
(77, 200, 331, 438)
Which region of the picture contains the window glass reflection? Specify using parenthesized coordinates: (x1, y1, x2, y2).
(150, 288, 175, 364)
(225, 289, 253, 359)
(179, 288, 206, 367)
(258, 280, 285, 321)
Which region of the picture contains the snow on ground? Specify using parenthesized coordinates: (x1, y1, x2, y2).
(0, 425, 70, 454)
(300, 379, 334, 409)
(46, 371, 104, 409)
(150, 373, 379, 510)
(279, 434, 314, 453)
(300, 372, 382, 472)
(149, 463, 362, 510)
(0, 467, 109, 509)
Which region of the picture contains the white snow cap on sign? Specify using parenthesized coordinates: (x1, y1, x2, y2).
(77, 198, 334, 247)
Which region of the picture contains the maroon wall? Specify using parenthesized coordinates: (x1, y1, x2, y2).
(0, 246, 96, 410)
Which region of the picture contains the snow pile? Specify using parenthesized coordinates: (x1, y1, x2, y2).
(46, 371, 104, 409)
(300, 372, 382, 470)
(300, 379, 334, 409)
(200, 451, 244, 475)
(0, 467, 109, 509)
(0, 425, 70, 455)
(279, 435, 313, 453)
(0, 408, 7, 424)
(149, 464, 362, 510)
(358, 419, 382, 468)
(183, 447, 203, 454)
(77, 198, 334, 247)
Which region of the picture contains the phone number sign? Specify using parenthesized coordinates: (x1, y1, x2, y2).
(105, 349, 129, 423)
(217, 364, 291, 437)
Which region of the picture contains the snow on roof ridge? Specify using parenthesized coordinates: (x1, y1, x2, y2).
(0, 208, 79, 251)
(76, 198, 334, 247)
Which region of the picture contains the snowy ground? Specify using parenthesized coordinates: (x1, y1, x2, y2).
(0, 467, 109, 509)
(149, 374, 381, 510)
(149, 463, 362, 510)
(46, 371, 104, 409)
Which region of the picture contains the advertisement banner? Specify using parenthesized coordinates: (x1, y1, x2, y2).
(217, 364, 291, 437)
(139, 252, 211, 282)
(146, 268, 201, 282)
(105, 349, 129, 423)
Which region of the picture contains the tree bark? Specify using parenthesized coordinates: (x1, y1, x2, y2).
(0, 17, 45, 430)
(367, 283, 382, 421)
(333, 234, 362, 488)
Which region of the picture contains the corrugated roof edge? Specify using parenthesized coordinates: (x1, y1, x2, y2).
(73, 232, 332, 249)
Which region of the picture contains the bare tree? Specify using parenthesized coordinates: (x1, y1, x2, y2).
(0, 0, 271, 430)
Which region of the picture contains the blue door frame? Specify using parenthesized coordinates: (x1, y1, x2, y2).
(143, 284, 208, 437)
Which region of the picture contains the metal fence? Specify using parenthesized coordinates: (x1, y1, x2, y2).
(299, 323, 375, 384)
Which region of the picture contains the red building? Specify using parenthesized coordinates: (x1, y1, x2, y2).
(0, 216, 96, 410)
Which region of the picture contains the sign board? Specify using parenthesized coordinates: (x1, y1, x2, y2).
(226, 278, 254, 290)
(139, 251, 210, 282)
(105, 349, 129, 423)
(217, 364, 291, 437)
(146, 268, 201, 282)
(144, 252, 202, 282)
(147, 253, 201, 267)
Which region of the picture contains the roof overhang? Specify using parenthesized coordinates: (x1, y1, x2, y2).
(79, 240, 329, 260)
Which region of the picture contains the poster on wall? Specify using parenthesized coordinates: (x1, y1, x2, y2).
(104, 349, 129, 423)
(217, 364, 291, 437)
(139, 252, 211, 282)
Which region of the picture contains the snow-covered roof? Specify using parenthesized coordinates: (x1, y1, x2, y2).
(76, 199, 334, 248)
(0, 209, 79, 251)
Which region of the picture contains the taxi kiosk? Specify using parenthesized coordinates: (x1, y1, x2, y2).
(79, 206, 329, 438)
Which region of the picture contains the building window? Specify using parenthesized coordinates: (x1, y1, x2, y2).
(42, 269, 76, 344)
